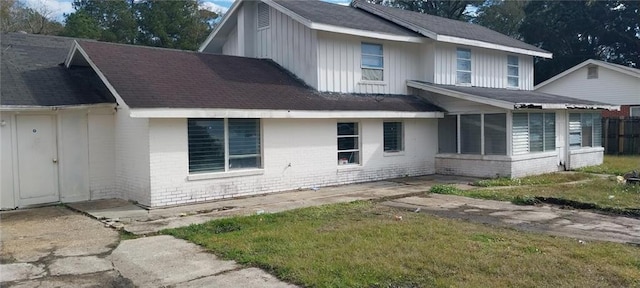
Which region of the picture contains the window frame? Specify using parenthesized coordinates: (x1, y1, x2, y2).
(383, 121, 404, 153)
(188, 118, 262, 174)
(569, 113, 602, 149)
(337, 122, 361, 165)
(456, 48, 472, 85)
(507, 55, 519, 88)
(587, 66, 598, 79)
(361, 42, 384, 81)
(512, 112, 556, 155)
(437, 113, 507, 156)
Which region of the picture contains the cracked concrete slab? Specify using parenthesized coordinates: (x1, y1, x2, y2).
(49, 256, 113, 276)
(109, 235, 240, 287)
(0, 263, 46, 282)
(176, 267, 298, 288)
(384, 194, 640, 244)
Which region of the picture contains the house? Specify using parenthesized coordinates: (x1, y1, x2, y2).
(535, 59, 640, 118)
(0, 0, 618, 209)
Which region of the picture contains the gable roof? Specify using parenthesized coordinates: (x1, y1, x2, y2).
(535, 59, 640, 89)
(1, 33, 115, 108)
(201, 0, 550, 58)
(408, 81, 618, 110)
(68, 40, 442, 118)
(351, 0, 551, 58)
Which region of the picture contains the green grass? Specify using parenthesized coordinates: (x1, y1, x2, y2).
(163, 201, 640, 287)
(578, 155, 640, 175)
(473, 172, 594, 187)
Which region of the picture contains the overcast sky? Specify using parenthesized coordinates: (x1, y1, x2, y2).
(25, 0, 350, 22)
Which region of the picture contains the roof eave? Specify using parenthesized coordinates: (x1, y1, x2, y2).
(514, 103, 620, 110)
(0, 103, 116, 111)
(128, 108, 444, 119)
(407, 80, 515, 110)
(436, 35, 552, 58)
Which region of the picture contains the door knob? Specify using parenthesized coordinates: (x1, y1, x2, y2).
(52, 158, 58, 163)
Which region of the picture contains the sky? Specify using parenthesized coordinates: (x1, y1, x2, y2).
(25, 0, 350, 22)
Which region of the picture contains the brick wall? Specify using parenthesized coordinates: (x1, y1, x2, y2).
(146, 118, 438, 207)
(436, 152, 560, 178)
(602, 105, 631, 118)
(569, 147, 604, 169)
(115, 107, 151, 206)
(88, 109, 117, 200)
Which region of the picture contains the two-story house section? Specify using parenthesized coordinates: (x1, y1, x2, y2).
(201, 0, 617, 179)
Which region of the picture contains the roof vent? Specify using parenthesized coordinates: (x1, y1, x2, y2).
(258, 3, 270, 29)
(587, 66, 598, 79)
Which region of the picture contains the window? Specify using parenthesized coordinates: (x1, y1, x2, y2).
(188, 119, 261, 173)
(257, 2, 270, 29)
(569, 113, 602, 149)
(507, 55, 519, 88)
(587, 66, 598, 79)
(438, 115, 457, 153)
(630, 106, 640, 117)
(383, 122, 403, 152)
(361, 43, 383, 81)
(512, 113, 555, 155)
(484, 113, 507, 155)
(337, 122, 360, 165)
(456, 48, 471, 84)
(460, 114, 481, 154)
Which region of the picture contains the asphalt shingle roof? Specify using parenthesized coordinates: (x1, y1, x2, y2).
(273, 0, 420, 37)
(415, 81, 613, 107)
(77, 40, 441, 112)
(1, 33, 115, 106)
(351, 0, 549, 54)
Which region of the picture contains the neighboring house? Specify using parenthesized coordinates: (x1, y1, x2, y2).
(0, 0, 618, 209)
(0, 33, 116, 209)
(535, 59, 640, 118)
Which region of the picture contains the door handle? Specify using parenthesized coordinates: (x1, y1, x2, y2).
(52, 158, 58, 163)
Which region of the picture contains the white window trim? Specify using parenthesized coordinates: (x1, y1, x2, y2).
(456, 48, 472, 85)
(512, 112, 556, 155)
(187, 118, 263, 176)
(337, 121, 361, 166)
(569, 113, 601, 149)
(443, 113, 508, 156)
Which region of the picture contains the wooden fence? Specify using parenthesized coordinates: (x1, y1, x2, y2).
(602, 117, 640, 155)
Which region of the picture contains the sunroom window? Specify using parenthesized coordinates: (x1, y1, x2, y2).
(512, 112, 555, 155)
(438, 113, 506, 155)
(188, 118, 261, 173)
(569, 113, 602, 148)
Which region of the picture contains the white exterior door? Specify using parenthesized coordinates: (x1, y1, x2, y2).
(16, 115, 59, 206)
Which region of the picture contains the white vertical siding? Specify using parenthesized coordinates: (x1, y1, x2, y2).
(255, 7, 318, 88)
(434, 43, 534, 90)
(58, 110, 90, 203)
(316, 31, 420, 94)
(536, 66, 640, 105)
(1, 112, 15, 209)
(222, 26, 239, 56)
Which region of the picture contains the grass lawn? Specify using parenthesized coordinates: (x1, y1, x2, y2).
(472, 172, 594, 187)
(163, 202, 640, 288)
(578, 155, 640, 175)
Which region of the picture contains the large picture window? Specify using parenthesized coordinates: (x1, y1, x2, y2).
(438, 113, 506, 155)
(460, 114, 481, 154)
(361, 43, 383, 81)
(383, 122, 403, 152)
(438, 115, 457, 153)
(512, 112, 555, 155)
(456, 48, 471, 84)
(338, 122, 360, 165)
(188, 118, 261, 173)
(569, 113, 602, 149)
(484, 113, 506, 155)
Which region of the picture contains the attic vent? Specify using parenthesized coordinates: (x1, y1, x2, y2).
(587, 66, 598, 79)
(257, 3, 270, 29)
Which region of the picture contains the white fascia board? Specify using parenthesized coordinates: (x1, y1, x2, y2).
(437, 35, 552, 59)
(311, 23, 423, 43)
(407, 81, 515, 110)
(129, 108, 443, 119)
(64, 41, 78, 68)
(1, 103, 116, 111)
(68, 42, 130, 110)
(513, 102, 619, 110)
(198, 0, 244, 52)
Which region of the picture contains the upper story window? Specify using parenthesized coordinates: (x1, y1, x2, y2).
(188, 118, 261, 174)
(587, 66, 598, 79)
(361, 43, 383, 81)
(507, 55, 519, 88)
(257, 2, 270, 29)
(456, 48, 471, 85)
